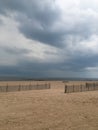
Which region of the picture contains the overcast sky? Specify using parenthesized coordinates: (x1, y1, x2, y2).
(0, 0, 98, 78)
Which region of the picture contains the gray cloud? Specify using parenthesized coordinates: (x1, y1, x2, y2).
(0, 0, 98, 78)
(0, 0, 63, 46)
(0, 0, 98, 48)
(64, 55, 98, 72)
(1, 51, 98, 78)
(0, 46, 31, 55)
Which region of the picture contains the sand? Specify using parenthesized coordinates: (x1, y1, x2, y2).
(0, 80, 98, 130)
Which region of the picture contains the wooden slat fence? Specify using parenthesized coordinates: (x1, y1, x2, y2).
(0, 83, 51, 93)
(64, 82, 98, 93)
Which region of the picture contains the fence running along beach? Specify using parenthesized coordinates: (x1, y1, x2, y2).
(0, 83, 51, 92)
(64, 82, 98, 93)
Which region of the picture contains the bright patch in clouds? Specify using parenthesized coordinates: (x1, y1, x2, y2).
(0, 14, 64, 66)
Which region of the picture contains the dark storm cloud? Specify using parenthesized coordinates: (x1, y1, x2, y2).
(0, 0, 63, 47)
(0, 60, 61, 78)
(0, 66, 20, 75)
(15, 1, 63, 47)
(60, 54, 98, 72)
(0, 0, 98, 48)
(20, 25, 64, 47)
(0, 0, 98, 78)
(0, 52, 98, 78)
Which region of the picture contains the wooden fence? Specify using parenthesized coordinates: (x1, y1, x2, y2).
(64, 82, 98, 93)
(0, 83, 51, 93)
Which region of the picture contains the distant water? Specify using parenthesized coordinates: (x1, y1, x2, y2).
(0, 76, 98, 81)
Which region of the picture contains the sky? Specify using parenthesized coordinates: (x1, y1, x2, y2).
(0, 0, 98, 79)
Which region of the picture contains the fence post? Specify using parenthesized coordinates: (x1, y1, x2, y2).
(97, 83, 98, 90)
(29, 83, 31, 90)
(80, 85, 82, 92)
(64, 85, 67, 93)
(73, 85, 74, 92)
(88, 84, 89, 91)
(0, 86, 1, 92)
(6, 84, 8, 92)
(18, 84, 21, 91)
(86, 83, 87, 91)
(37, 83, 38, 89)
(45, 83, 47, 89)
(93, 83, 95, 90)
(49, 83, 50, 89)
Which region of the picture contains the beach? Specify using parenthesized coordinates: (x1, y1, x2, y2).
(0, 80, 98, 130)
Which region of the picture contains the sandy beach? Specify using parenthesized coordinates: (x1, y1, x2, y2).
(0, 80, 98, 130)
